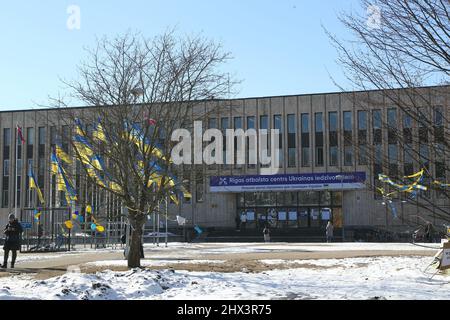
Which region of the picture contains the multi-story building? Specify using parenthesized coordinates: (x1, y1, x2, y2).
(0, 85, 448, 240)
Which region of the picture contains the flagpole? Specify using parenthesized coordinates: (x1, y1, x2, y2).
(14, 124, 19, 217)
(49, 148, 54, 242)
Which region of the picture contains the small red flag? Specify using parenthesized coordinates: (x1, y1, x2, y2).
(16, 125, 25, 144)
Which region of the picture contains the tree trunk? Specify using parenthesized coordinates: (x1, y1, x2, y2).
(127, 213, 145, 268)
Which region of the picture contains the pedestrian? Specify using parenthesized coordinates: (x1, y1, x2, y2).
(424, 222, 433, 243)
(235, 214, 241, 231)
(240, 212, 247, 230)
(2, 213, 23, 269)
(263, 225, 271, 243)
(326, 221, 334, 243)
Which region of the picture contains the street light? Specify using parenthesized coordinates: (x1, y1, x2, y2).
(335, 174, 345, 242)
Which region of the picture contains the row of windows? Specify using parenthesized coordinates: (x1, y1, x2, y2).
(207, 106, 446, 168)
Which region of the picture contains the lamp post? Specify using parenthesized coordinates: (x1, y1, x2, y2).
(335, 174, 345, 241)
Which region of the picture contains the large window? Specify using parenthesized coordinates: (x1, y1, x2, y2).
(38, 127, 45, 189)
(260, 115, 269, 168)
(221, 118, 229, 165)
(208, 118, 217, 129)
(287, 114, 296, 167)
(26, 127, 34, 207)
(328, 112, 338, 166)
(344, 146, 353, 166)
(274, 115, 283, 168)
(315, 113, 324, 167)
(357, 111, 368, 165)
(403, 111, 413, 144)
(372, 110, 382, 145)
(343, 111, 352, 146)
(2, 128, 11, 207)
(247, 116, 256, 168)
(434, 106, 444, 143)
(343, 111, 353, 166)
(234, 117, 243, 165)
(418, 107, 428, 143)
(388, 144, 398, 177)
(404, 144, 414, 176)
(204, 118, 218, 170)
(357, 111, 367, 143)
(301, 114, 310, 167)
(16, 129, 23, 207)
(419, 144, 429, 169)
(387, 108, 397, 144)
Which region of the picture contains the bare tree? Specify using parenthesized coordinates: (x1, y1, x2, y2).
(326, 0, 450, 229)
(49, 31, 234, 267)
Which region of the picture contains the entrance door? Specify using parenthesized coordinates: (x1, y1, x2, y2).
(310, 208, 320, 227)
(298, 208, 309, 227)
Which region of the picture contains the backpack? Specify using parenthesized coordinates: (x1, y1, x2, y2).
(264, 228, 269, 235)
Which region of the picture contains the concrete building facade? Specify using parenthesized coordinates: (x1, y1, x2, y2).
(0, 86, 449, 240)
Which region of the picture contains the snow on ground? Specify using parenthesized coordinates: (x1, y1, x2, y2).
(0, 255, 448, 300)
(86, 259, 226, 267)
(142, 242, 442, 253)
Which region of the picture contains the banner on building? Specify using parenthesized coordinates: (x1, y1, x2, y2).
(210, 172, 366, 193)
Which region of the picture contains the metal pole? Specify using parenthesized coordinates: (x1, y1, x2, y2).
(165, 197, 168, 247)
(157, 211, 160, 246)
(152, 210, 155, 245)
(49, 171, 53, 243)
(341, 177, 345, 242)
(14, 125, 19, 217)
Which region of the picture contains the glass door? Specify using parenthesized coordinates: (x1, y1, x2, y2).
(310, 208, 320, 227)
(298, 208, 309, 227)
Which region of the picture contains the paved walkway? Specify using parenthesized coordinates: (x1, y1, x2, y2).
(10, 242, 438, 268)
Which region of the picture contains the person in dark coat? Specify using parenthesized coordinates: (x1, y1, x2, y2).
(2, 213, 23, 268)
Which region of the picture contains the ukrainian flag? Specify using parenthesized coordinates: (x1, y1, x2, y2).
(28, 167, 45, 205)
(56, 144, 72, 164)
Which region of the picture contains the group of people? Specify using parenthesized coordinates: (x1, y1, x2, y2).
(261, 221, 334, 243)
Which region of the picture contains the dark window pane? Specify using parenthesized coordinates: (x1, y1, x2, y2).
(329, 146, 338, 166)
(302, 148, 310, 167)
(373, 110, 382, 129)
(247, 116, 255, 129)
(3, 128, 11, 146)
(358, 111, 367, 130)
(434, 106, 443, 126)
(301, 114, 309, 133)
(344, 146, 353, 166)
(343, 111, 352, 131)
(208, 118, 217, 129)
(329, 112, 337, 132)
(315, 113, 323, 133)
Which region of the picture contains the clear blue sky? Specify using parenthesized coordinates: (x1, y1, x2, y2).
(0, 0, 358, 110)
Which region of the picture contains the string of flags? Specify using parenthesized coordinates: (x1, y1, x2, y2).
(377, 168, 450, 218)
(64, 204, 105, 233)
(25, 117, 190, 236)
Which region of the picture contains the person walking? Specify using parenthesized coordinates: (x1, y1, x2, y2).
(235, 214, 241, 231)
(240, 212, 247, 230)
(2, 213, 23, 269)
(326, 221, 334, 243)
(424, 222, 433, 243)
(263, 225, 271, 243)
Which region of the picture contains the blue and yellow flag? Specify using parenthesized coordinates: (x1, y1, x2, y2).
(28, 167, 45, 205)
(55, 144, 72, 164)
(93, 120, 106, 142)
